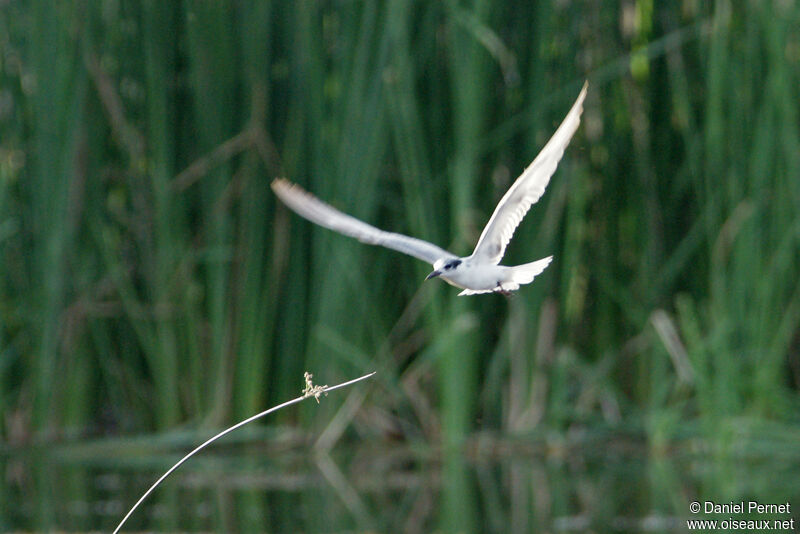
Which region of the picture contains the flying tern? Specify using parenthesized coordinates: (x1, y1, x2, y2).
(272, 82, 587, 295)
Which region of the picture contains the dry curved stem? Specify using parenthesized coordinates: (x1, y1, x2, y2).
(113, 370, 376, 534)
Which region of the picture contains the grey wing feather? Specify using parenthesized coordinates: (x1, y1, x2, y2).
(272, 179, 456, 265)
(470, 82, 587, 264)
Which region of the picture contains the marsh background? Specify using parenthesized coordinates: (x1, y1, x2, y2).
(1, 0, 799, 532)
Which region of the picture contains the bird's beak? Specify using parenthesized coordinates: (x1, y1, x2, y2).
(425, 270, 442, 280)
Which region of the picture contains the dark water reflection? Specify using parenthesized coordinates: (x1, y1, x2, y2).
(2, 430, 798, 532)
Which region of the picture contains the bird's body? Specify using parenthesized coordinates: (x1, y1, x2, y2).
(272, 83, 587, 296)
(428, 256, 553, 296)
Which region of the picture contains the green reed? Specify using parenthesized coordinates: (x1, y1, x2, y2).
(0, 0, 797, 459)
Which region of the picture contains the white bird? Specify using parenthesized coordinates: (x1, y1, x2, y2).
(272, 82, 587, 296)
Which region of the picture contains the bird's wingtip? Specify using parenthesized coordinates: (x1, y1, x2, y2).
(272, 178, 308, 198)
(577, 81, 588, 103)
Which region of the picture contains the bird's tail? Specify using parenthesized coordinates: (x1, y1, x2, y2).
(510, 256, 553, 286)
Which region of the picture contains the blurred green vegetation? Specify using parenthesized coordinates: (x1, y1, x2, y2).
(0, 0, 798, 460)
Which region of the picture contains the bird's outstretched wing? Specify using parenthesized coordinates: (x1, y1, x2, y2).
(272, 179, 457, 265)
(470, 82, 587, 264)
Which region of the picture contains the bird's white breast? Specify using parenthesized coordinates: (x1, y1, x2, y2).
(441, 263, 509, 291)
